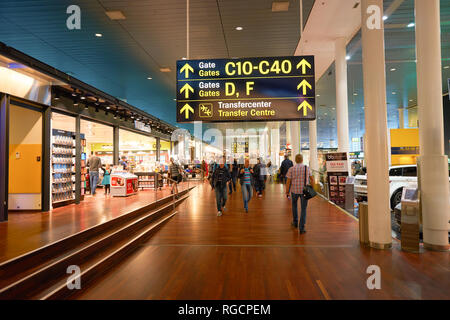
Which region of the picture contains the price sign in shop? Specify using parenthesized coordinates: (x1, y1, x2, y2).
(176, 56, 315, 123)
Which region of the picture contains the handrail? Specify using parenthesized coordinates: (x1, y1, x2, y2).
(164, 175, 180, 211)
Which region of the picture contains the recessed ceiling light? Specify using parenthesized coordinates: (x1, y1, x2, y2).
(390, 68, 396, 71)
(160, 67, 171, 72)
(235, 26, 243, 31)
(105, 10, 126, 20)
(80, 96, 85, 100)
(95, 33, 102, 37)
(407, 22, 415, 28)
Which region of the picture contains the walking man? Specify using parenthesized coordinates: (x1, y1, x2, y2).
(212, 160, 231, 216)
(286, 154, 313, 234)
(228, 158, 238, 195)
(87, 151, 102, 196)
(239, 159, 254, 213)
(280, 155, 293, 184)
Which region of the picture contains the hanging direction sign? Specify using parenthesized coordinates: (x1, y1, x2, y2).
(176, 56, 315, 123)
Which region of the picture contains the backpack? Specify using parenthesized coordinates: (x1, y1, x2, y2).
(215, 168, 226, 187)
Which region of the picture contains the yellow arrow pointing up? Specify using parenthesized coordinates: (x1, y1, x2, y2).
(180, 103, 194, 119)
(297, 79, 312, 95)
(180, 63, 194, 78)
(296, 58, 312, 74)
(298, 100, 313, 116)
(180, 83, 194, 99)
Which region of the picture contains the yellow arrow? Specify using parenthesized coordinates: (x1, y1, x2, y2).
(298, 100, 313, 116)
(180, 83, 194, 99)
(297, 79, 312, 95)
(180, 63, 194, 78)
(180, 103, 194, 119)
(296, 58, 312, 74)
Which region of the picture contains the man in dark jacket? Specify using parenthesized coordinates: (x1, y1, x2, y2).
(253, 158, 264, 197)
(280, 155, 293, 184)
(212, 161, 231, 216)
(228, 158, 238, 194)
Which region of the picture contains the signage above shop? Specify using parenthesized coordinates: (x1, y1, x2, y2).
(176, 56, 316, 123)
(134, 120, 151, 133)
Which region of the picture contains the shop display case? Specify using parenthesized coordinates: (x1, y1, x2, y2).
(110, 171, 139, 197)
(51, 129, 75, 205)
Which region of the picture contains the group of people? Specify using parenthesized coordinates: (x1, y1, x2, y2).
(208, 156, 273, 216)
(208, 153, 314, 235)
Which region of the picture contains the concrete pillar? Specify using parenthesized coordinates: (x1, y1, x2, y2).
(415, 0, 450, 250)
(285, 121, 291, 154)
(335, 37, 350, 153)
(309, 120, 319, 172)
(271, 127, 280, 167)
(361, 0, 392, 249)
(290, 121, 301, 157)
(398, 107, 405, 129)
(156, 137, 161, 162)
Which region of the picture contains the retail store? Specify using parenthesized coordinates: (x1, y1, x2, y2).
(0, 45, 182, 219)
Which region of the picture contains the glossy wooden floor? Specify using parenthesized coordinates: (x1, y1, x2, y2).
(0, 183, 195, 263)
(72, 181, 449, 300)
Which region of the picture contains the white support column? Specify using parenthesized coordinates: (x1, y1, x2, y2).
(290, 121, 301, 157)
(285, 121, 291, 151)
(361, 0, 392, 249)
(309, 120, 318, 172)
(335, 37, 350, 153)
(398, 107, 405, 129)
(415, 0, 450, 251)
(271, 127, 280, 167)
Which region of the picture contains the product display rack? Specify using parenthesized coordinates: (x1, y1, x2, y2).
(51, 129, 76, 206)
(80, 136, 86, 199)
(135, 172, 158, 190)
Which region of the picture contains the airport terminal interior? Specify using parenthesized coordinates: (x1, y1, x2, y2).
(0, 0, 449, 304)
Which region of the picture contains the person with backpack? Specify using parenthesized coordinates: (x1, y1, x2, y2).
(211, 160, 231, 216)
(285, 154, 314, 234)
(211, 155, 228, 187)
(239, 158, 254, 213)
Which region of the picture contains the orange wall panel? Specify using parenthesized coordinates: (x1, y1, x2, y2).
(9, 144, 42, 194)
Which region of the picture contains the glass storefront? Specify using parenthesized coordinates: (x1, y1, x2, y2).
(119, 129, 156, 172)
(81, 120, 114, 165)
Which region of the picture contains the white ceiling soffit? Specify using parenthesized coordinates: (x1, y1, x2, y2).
(294, 0, 362, 82)
(295, 0, 406, 82)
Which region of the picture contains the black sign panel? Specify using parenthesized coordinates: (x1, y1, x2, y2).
(176, 56, 315, 123)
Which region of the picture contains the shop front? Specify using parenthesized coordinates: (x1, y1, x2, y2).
(0, 46, 176, 220)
